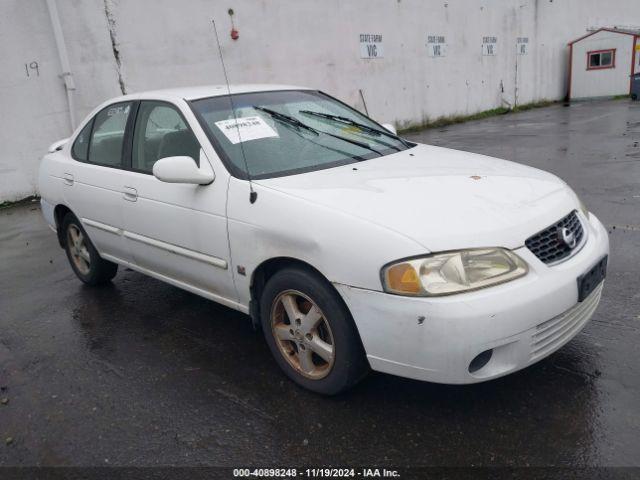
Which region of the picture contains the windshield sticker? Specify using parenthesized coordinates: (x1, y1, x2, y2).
(215, 116, 278, 144)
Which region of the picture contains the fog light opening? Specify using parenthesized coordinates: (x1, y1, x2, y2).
(469, 349, 493, 374)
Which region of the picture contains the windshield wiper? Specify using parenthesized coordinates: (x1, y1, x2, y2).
(253, 106, 318, 135)
(299, 110, 410, 148)
(253, 106, 381, 156)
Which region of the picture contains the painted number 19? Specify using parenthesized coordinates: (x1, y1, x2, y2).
(25, 61, 40, 77)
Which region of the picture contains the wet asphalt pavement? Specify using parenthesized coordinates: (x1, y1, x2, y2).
(1, 99, 639, 468)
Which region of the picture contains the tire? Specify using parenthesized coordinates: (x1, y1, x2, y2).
(632, 93, 638, 101)
(62, 213, 118, 285)
(260, 266, 369, 395)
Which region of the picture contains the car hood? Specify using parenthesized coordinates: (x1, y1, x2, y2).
(255, 144, 579, 252)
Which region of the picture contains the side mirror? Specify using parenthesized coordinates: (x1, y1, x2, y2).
(153, 156, 214, 185)
(381, 123, 397, 135)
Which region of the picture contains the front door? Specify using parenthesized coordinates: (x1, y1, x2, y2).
(120, 100, 236, 304)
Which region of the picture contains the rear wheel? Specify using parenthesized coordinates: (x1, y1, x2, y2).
(260, 267, 368, 395)
(62, 213, 118, 285)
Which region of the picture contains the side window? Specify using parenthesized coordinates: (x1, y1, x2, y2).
(132, 101, 200, 173)
(587, 49, 615, 70)
(71, 120, 93, 161)
(87, 102, 133, 167)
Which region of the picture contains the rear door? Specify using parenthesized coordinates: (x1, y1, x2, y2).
(63, 101, 134, 263)
(119, 100, 236, 303)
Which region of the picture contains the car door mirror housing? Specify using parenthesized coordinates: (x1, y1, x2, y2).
(381, 123, 397, 135)
(153, 156, 214, 185)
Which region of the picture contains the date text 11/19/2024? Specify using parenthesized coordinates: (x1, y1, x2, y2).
(233, 467, 400, 477)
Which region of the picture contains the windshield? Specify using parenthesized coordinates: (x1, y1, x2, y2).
(190, 90, 412, 179)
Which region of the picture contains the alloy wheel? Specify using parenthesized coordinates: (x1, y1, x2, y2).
(270, 290, 335, 379)
(67, 224, 91, 275)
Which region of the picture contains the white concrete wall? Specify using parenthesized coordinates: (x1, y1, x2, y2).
(570, 30, 635, 99)
(2, 0, 640, 201)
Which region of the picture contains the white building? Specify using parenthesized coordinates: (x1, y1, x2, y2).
(2, 1, 640, 202)
(569, 28, 640, 100)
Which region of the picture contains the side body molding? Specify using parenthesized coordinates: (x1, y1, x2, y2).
(80, 218, 228, 270)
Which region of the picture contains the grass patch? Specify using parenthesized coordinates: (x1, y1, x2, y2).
(398, 99, 558, 134)
(612, 94, 630, 100)
(0, 195, 40, 210)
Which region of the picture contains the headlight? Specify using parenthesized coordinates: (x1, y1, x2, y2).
(382, 248, 528, 296)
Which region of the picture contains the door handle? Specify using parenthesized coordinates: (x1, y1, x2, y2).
(122, 186, 138, 202)
(63, 173, 74, 186)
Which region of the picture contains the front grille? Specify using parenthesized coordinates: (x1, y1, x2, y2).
(530, 282, 603, 361)
(525, 211, 584, 265)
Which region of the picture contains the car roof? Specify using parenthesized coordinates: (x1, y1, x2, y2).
(111, 84, 313, 102)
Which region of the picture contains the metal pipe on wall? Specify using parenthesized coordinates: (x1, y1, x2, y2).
(46, 0, 77, 131)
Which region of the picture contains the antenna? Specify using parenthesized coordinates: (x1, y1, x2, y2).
(211, 18, 257, 204)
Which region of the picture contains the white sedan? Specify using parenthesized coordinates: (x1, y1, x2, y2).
(39, 85, 609, 394)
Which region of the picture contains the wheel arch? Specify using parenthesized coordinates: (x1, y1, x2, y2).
(249, 257, 349, 330)
(53, 204, 74, 247)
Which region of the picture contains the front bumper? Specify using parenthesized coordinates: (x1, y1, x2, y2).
(335, 212, 609, 384)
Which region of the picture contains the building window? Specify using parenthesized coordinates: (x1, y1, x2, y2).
(587, 49, 615, 70)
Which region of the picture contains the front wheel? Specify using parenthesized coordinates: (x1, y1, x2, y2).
(260, 267, 369, 395)
(62, 213, 118, 285)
